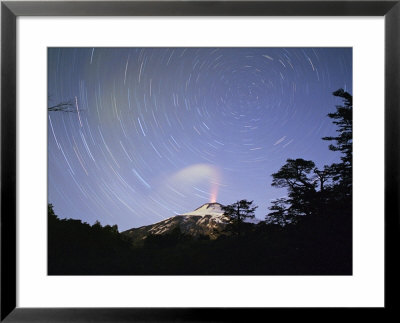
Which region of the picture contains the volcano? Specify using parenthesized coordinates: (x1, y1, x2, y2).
(182, 202, 224, 217)
(122, 203, 232, 244)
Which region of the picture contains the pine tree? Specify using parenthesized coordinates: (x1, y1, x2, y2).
(322, 89, 353, 196)
(270, 158, 317, 218)
(265, 198, 294, 226)
(222, 200, 258, 237)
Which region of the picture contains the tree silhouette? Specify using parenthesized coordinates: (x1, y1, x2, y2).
(48, 99, 75, 112)
(269, 158, 318, 218)
(48, 203, 57, 220)
(322, 89, 353, 196)
(266, 89, 353, 226)
(265, 198, 294, 226)
(313, 165, 333, 193)
(271, 158, 317, 191)
(222, 200, 258, 237)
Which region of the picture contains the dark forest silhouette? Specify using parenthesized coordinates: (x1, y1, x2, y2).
(266, 89, 352, 226)
(48, 89, 352, 275)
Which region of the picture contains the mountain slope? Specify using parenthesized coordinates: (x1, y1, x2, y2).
(122, 203, 232, 244)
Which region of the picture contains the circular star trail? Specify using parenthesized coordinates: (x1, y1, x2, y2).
(48, 48, 352, 230)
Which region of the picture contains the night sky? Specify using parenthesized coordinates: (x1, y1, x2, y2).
(48, 48, 352, 231)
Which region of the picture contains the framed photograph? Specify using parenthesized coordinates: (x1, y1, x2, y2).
(1, 0, 398, 321)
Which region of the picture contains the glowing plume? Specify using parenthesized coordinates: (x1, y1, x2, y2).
(209, 183, 219, 203)
(166, 163, 221, 202)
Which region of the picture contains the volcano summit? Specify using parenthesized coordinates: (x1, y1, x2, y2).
(122, 203, 232, 244)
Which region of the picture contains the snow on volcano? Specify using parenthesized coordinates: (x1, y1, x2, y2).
(122, 202, 232, 243)
(181, 202, 224, 217)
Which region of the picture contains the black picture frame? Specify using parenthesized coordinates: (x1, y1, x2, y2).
(1, 0, 399, 321)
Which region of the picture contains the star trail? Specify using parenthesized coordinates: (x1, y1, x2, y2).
(48, 48, 352, 230)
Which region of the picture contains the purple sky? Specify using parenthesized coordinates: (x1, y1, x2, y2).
(48, 47, 352, 231)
